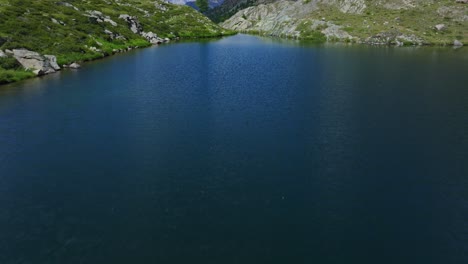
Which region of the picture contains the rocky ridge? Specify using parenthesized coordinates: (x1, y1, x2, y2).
(221, 0, 467, 45)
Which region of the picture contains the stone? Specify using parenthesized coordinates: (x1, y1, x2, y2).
(435, 24, 446, 31)
(44, 55, 61, 71)
(33, 69, 45, 76)
(454, 40, 463, 46)
(56, 2, 79, 11)
(0, 50, 6, 58)
(12, 49, 60, 74)
(88, 46, 101, 52)
(86, 10, 117, 26)
(69, 62, 81, 69)
(104, 18, 117, 26)
(141, 31, 164, 44)
(119, 14, 143, 34)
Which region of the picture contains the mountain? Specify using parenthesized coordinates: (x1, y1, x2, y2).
(0, 0, 234, 84)
(206, 0, 279, 22)
(220, 0, 467, 45)
(168, 0, 225, 9)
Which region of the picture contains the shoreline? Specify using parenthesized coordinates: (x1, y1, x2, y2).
(0, 33, 236, 86)
(2, 31, 465, 87)
(235, 30, 466, 47)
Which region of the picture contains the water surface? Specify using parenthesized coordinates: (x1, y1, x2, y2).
(1, 34, 467, 263)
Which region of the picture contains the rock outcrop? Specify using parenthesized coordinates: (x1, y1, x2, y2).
(221, 0, 468, 45)
(119, 14, 169, 44)
(12, 49, 60, 75)
(141, 31, 165, 44)
(69, 62, 81, 69)
(119, 14, 143, 34)
(85, 10, 118, 26)
(0, 0, 232, 84)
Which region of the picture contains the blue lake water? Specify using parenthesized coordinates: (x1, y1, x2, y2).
(0, 34, 467, 263)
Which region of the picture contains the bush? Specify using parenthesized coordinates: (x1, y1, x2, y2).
(0, 69, 35, 84)
(0, 57, 22, 70)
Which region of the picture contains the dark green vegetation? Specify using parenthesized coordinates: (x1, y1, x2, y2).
(0, 55, 35, 84)
(196, 0, 209, 13)
(0, 0, 234, 84)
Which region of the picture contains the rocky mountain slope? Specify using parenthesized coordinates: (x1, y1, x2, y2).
(0, 0, 234, 84)
(221, 0, 467, 45)
(206, 0, 279, 22)
(168, 0, 224, 9)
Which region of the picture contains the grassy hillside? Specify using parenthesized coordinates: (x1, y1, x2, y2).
(0, 0, 234, 84)
(312, 0, 467, 45)
(221, 0, 467, 45)
(206, 0, 280, 23)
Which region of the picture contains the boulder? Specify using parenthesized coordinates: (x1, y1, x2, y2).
(85, 10, 117, 26)
(454, 39, 463, 46)
(119, 14, 143, 34)
(56, 2, 79, 11)
(435, 24, 446, 31)
(12, 49, 60, 75)
(33, 69, 45, 76)
(44, 55, 61, 71)
(141, 31, 164, 44)
(0, 50, 6, 58)
(69, 62, 81, 69)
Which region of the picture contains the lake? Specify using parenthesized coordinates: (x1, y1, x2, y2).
(0, 34, 467, 263)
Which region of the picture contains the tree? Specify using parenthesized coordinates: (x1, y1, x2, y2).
(196, 0, 209, 13)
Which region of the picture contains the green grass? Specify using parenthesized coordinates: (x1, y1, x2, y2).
(0, 0, 235, 84)
(308, 1, 467, 45)
(0, 69, 35, 84)
(222, 0, 466, 45)
(296, 21, 327, 42)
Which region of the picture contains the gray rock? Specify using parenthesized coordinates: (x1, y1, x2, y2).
(454, 40, 463, 46)
(56, 2, 79, 11)
(104, 18, 117, 27)
(33, 69, 45, 76)
(51, 18, 66, 26)
(12, 49, 60, 75)
(86, 10, 117, 26)
(0, 50, 6, 58)
(435, 24, 446, 31)
(44, 55, 61, 71)
(119, 14, 143, 34)
(141, 31, 164, 44)
(69, 62, 81, 69)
